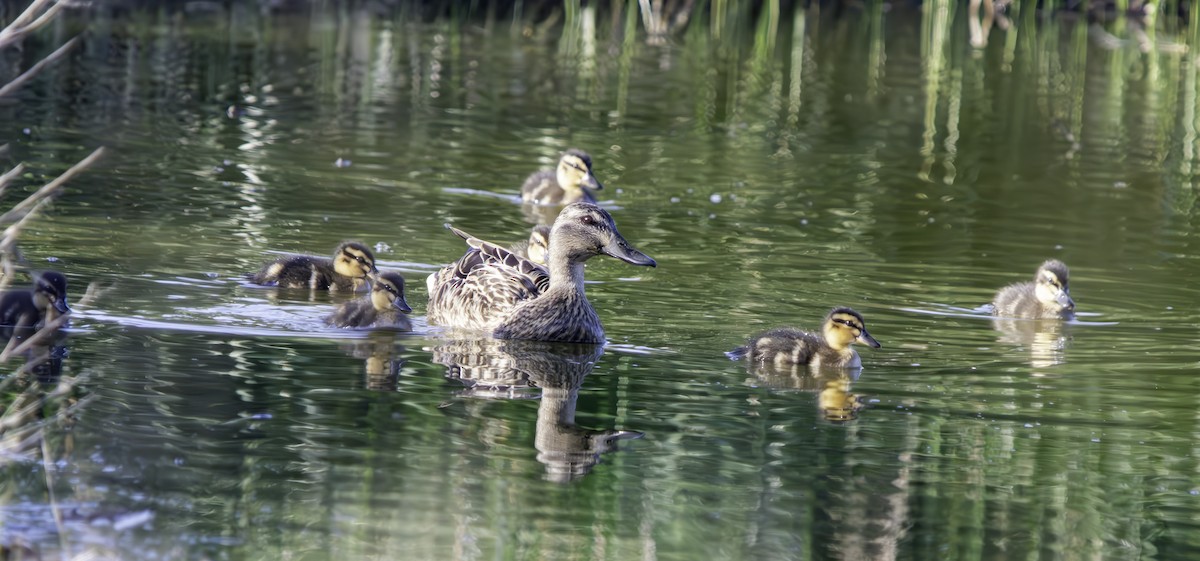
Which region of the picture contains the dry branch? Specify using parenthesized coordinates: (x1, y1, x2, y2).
(0, 35, 81, 99)
(0, 0, 64, 49)
(0, 146, 105, 226)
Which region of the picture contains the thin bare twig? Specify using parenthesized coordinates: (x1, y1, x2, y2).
(1, 196, 53, 251)
(1, 312, 71, 362)
(72, 281, 111, 310)
(42, 435, 68, 556)
(0, 163, 25, 199)
(0, 35, 81, 99)
(0, 196, 52, 287)
(0, 145, 105, 225)
(0, 0, 61, 49)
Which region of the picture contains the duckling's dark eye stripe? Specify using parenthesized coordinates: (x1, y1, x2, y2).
(832, 318, 863, 330)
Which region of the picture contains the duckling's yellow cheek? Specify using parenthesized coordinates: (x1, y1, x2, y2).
(266, 263, 284, 278)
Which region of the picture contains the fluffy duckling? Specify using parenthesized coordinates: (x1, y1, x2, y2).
(520, 149, 603, 205)
(325, 271, 413, 329)
(427, 202, 656, 343)
(728, 308, 881, 368)
(250, 241, 377, 292)
(508, 225, 551, 266)
(992, 259, 1075, 320)
(0, 271, 71, 336)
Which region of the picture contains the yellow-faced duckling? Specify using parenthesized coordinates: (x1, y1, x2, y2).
(992, 259, 1075, 320)
(520, 149, 603, 205)
(426, 202, 656, 343)
(325, 271, 413, 329)
(728, 308, 881, 368)
(508, 225, 551, 266)
(250, 241, 377, 292)
(0, 271, 71, 336)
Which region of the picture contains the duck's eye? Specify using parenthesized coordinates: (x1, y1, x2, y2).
(580, 215, 595, 225)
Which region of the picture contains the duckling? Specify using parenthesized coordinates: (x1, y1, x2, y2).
(427, 202, 656, 343)
(325, 271, 413, 329)
(728, 308, 881, 369)
(250, 241, 377, 292)
(520, 149, 603, 205)
(992, 259, 1075, 320)
(508, 225, 551, 266)
(0, 271, 71, 337)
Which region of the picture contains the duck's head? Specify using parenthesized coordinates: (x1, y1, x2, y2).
(556, 149, 603, 196)
(33, 271, 70, 315)
(821, 307, 881, 351)
(551, 203, 656, 267)
(333, 241, 378, 279)
(1033, 259, 1074, 312)
(370, 271, 412, 313)
(526, 225, 551, 266)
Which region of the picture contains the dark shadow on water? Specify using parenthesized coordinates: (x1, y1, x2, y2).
(433, 339, 642, 482)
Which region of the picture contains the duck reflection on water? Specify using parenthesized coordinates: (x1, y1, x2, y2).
(340, 331, 407, 391)
(992, 317, 1070, 369)
(433, 339, 641, 482)
(745, 362, 866, 422)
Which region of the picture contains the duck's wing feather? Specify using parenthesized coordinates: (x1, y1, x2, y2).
(427, 227, 550, 330)
(746, 327, 824, 365)
(448, 226, 549, 292)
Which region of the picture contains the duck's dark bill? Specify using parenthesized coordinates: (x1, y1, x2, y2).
(585, 175, 604, 191)
(1057, 292, 1075, 309)
(604, 239, 656, 267)
(393, 297, 413, 314)
(858, 330, 882, 348)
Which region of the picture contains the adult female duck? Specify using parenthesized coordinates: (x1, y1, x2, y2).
(427, 203, 655, 343)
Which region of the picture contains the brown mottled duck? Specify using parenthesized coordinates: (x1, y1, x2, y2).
(426, 203, 655, 343)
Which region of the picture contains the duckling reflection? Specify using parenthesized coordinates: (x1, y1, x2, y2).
(747, 363, 866, 422)
(341, 331, 406, 391)
(992, 317, 1069, 369)
(433, 339, 642, 482)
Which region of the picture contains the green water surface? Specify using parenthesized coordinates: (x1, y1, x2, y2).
(2, 2, 1200, 560)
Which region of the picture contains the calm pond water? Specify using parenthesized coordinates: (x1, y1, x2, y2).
(2, 2, 1200, 560)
